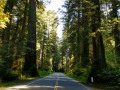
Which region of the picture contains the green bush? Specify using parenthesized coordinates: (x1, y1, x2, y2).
(41, 60, 51, 71)
(2, 70, 19, 82)
(38, 70, 52, 78)
(96, 67, 120, 85)
(71, 67, 89, 82)
(73, 67, 89, 77)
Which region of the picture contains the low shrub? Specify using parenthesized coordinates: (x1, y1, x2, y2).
(2, 70, 19, 82)
(38, 70, 52, 78)
(73, 67, 89, 77)
(70, 67, 89, 82)
(96, 67, 120, 85)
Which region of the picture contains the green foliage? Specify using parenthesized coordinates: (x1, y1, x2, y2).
(0, 0, 9, 29)
(73, 67, 88, 76)
(68, 67, 89, 82)
(41, 60, 51, 71)
(1, 70, 19, 82)
(96, 68, 120, 85)
(38, 70, 52, 78)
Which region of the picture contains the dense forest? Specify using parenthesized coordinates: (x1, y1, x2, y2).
(0, 0, 120, 87)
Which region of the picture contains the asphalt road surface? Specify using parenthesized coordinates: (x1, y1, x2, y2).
(6, 73, 93, 90)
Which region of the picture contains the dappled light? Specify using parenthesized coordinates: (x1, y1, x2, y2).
(7, 85, 54, 90)
(0, 0, 120, 90)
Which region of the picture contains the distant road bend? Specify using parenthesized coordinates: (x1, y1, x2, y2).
(6, 73, 93, 90)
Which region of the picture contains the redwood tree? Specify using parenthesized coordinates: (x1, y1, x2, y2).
(23, 0, 38, 76)
(111, 0, 120, 64)
(89, 0, 107, 82)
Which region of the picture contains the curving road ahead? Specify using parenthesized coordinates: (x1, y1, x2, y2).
(6, 73, 93, 90)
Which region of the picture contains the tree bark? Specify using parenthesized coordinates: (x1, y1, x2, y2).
(111, 0, 120, 64)
(76, 0, 81, 66)
(88, 0, 107, 82)
(1, 0, 15, 80)
(23, 0, 38, 77)
(81, 1, 90, 67)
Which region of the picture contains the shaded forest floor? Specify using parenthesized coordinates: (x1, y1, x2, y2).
(66, 73, 120, 90)
(0, 70, 52, 89)
(84, 83, 120, 90)
(0, 77, 38, 89)
(0, 79, 35, 90)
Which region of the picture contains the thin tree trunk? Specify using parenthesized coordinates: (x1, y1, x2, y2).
(76, 0, 81, 66)
(40, 36, 45, 69)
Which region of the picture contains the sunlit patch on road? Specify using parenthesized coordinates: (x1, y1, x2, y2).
(6, 85, 54, 90)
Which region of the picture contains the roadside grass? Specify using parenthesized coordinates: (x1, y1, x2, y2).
(0, 70, 52, 88)
(66, 73, 120, 90)
(0, 78, 35, 87)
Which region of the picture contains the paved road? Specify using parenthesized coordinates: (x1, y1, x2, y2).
(6, 73, 93, 90)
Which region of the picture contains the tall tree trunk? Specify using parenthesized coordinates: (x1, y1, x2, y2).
(17, 0, 28, 56)
(1, 0, 15, 80)
(66, 29, 69, 70)
(88, 0, 107, 82)
(81, 1, 90, 67)
(65, 1, 70, 71)
(40, 36, 45, 69)
(10, 19, 20, 70)
(23, 0, 38, 77)
(111, 0, 120, 64)
(76, 0, 81, 67)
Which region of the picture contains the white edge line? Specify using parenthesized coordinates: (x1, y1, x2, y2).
(26, 78, 42, 85)
(26, 75, 52, 85)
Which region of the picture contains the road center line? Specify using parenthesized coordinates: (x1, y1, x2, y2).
(54, 74, 59, 90)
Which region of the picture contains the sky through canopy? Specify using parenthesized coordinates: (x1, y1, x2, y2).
(46, 0, 65, 38)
